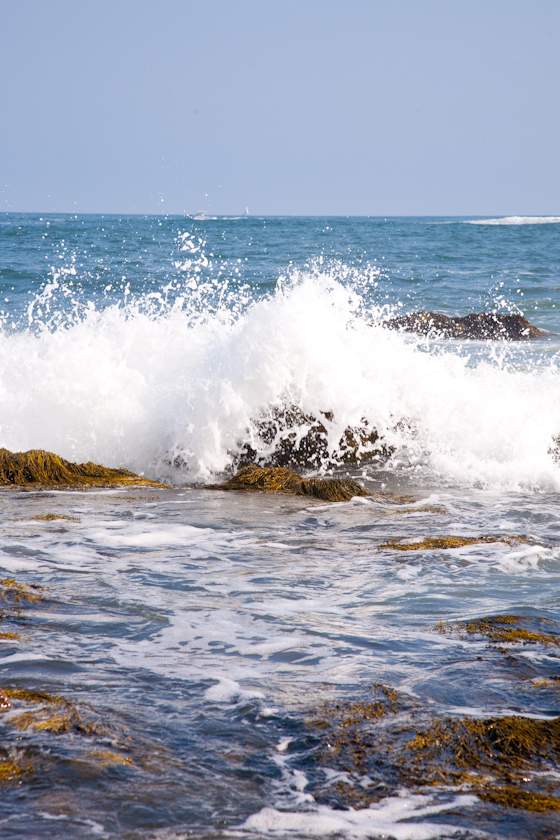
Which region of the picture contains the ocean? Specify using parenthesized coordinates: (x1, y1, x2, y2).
(1, 213, 560, 838)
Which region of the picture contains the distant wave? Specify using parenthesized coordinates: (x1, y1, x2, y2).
(465, 216, 560, 226)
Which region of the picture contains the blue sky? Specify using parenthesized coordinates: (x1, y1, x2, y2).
(1, 0, 558, 215)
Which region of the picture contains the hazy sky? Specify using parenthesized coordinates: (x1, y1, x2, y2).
(1, 0, 559, 216)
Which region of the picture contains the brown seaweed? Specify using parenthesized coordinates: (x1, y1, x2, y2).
(1, 578, 43, 628)
(0, 448, 168, 488)
(4, 689, 108, 737)
(18, 513, 81, 522)
(307, 687, 560, 812)
(478, 787, 560, 811)
(0, 684, 182, 784)
(434, 614, 560, 647)
(1, 578, 43, 606)
(0, 756, 33, 783)
(209, 465, 370, 502)
(379, 535, 530, 551)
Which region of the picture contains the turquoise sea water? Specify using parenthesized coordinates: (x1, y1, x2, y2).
(1, 214, 560, 838)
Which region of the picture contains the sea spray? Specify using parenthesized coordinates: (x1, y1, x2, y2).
(1, 270, 560, 488)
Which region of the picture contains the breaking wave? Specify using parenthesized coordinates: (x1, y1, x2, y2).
(1, 268, 560, 491)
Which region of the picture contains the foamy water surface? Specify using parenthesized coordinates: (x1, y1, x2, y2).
(1, 215, 560, 838)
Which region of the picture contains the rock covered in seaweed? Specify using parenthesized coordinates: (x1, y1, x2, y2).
(0, 448, 167, 488)
(0, 685, 137, 785)
(210, 465, 370, 502)
(384, 310, 545, 340)
(378, 534, 533, 551)
(434, 613, 560, 647)
(306, 684, 560, 814)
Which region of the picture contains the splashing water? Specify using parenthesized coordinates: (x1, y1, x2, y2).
(2, 215, 560, 840)
(1, 249, 560, 489)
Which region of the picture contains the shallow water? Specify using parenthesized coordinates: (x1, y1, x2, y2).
(1, 215, 560, 838)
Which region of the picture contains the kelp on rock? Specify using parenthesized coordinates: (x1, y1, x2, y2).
(0, 449, 168, 489)
(305, 686, 560, 816)
(210, 465, 370, 502)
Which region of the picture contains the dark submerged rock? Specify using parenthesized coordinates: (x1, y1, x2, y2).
(384, 310, 545, 340)
(209, 464, 370, 502)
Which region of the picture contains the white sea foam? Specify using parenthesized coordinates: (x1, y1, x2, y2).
(1, 273, 560, 490)
(242, 793, 477, 838)
(465, 216, 560, 225)
(204, 677, 265, 703)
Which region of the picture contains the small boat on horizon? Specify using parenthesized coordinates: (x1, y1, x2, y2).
(190, 210, 217, 221)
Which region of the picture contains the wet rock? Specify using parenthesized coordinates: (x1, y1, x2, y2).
(306, 686, 560, 814)
(0, 689, 11, 709)
(378, 535, 532, 551)
(0, 686, 142, 788)
(406, 714, 560, 782)
(236, 405, 390, 470)
(0, 682, 179, 788)
(548, 436, 560, 465)
(1, 576, 43, 631)
(384, 310, 545, 340)
(23, 513, 80, 522)
(1, 577, 43, 606)
(434, 614, 560, 647)
(4, 689, 107, 736)
(0, 448, 168, 488)
(478, 787, 560, 812)
(209, 465, 370, 502)
(0, 755, 33, 783)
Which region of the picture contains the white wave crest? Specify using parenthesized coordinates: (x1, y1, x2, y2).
(465, 216, 560, 225)
(0, 274, 560, 490)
